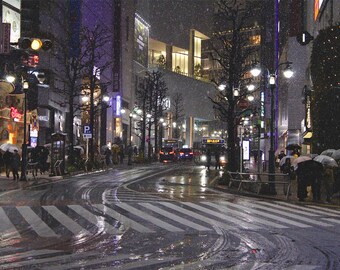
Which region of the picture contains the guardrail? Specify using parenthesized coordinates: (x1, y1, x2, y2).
(227, 171, 291, 200)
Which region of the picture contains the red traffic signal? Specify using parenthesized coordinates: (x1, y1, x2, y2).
(18, 37, 52, 51)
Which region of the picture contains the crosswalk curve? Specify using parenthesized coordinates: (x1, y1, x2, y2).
(0, 201, 339, 240)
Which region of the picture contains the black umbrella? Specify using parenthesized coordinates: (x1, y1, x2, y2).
(286, 144, 301, 150)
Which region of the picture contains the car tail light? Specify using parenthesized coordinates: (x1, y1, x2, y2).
(169, 151, 174, 154)
(160, 151, 164, 154)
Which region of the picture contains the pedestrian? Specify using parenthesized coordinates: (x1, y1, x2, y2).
(206, 148, 211, 171)
(214, 150, 221, 170)
(11, 149, 20, 180)
(281, 158, 293, 179)
(0, 151, 3, 175)
(133, 146, 138, 156)
(295, 162, 308, 201)
(104, 147, 112, 167)
(127, 145, 133, 165)
(322, 166, 334, 203)
(119, 144, 124, 164)
(3, 150, 12, 178)
(278, 150, 286, 161)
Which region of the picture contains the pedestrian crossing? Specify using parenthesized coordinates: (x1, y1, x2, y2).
(0, 201, 340, 240)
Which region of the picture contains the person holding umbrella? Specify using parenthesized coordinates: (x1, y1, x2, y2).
(3, 150, 12, 178)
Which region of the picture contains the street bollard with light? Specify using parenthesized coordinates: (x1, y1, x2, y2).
(251, 61, 293, 194)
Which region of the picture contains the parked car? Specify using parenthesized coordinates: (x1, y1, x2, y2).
(159, 147, 177, 162)
(178, 148, 193, 161)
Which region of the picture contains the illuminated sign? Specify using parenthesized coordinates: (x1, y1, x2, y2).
(243, 141, 250, 161)
(314, 0, 324, 20)
(116, 95, 121, 116)
(202, 138, 225, 144)
(10, 107, 22, 120)
(2, 2, 21, 43)
(134, 14, 149, 67)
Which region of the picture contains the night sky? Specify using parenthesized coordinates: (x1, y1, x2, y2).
(138, 0, 215, 49)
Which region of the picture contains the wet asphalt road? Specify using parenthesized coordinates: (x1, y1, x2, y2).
(0, 162, 340, 269)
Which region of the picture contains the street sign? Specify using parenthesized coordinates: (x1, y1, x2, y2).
(1, 23, 11, 54)
(83, 124, 92, 139)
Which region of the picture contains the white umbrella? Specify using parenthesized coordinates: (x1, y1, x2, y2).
(292, 155, 312, 170)
(314, 154, 338, 168)
(279, 156, 296, 167)
(320, 149, 336, 157)
(0, 143, 19, 153)
(330, 149, 340, 161)
(306, 153, 319, 159)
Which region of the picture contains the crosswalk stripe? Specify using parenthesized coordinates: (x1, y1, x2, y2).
(139, 203, 212, 231)
(256, 201, 320, 217)
(201, 202, 288, 229)
(0, 207, 21, 239)
(322, 218, 340, 225)
(42, 206, 90, 235)
(219, 201, 312, 228)
(277, 202, 340, 217)
(182, 202, 261, 230)
(250, 203, 332, 227)
(67, 205, 122, 235)
(158, 202, 232, 232)
(117, 203, 184, 232)
(16, 206, 59, 238)
(93, 204, 153, 233)
(306, 205, 340, 216)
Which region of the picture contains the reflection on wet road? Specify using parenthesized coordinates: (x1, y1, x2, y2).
(0, 163, 339, 269)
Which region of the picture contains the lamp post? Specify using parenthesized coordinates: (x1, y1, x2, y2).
(251, 62, 293, 193)
(20, 81, 29, 181)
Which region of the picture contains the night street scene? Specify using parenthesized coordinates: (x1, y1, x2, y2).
(0, 0, 340, 269)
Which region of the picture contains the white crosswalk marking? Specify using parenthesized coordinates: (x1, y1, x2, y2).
(219, 201, 312, 228)
(16, 206, 59, 238)
(201, 202, 288, 229)
(116, 203, 184, 232)
(139, 202, 212, 231)
(183, 202, 261, 230)
(0, 207, 21, 239)
(42, 206, 91, 235)
(158, 201, 233, 232)
(67, 205, 122, 235)
(250, 203, 332, 227)
(1, 199, 340, 240)
(256, 201, 320, 217)
(93, 204, 154, 233)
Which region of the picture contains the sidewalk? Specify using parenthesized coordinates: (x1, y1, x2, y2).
(214, 159, 340, 207)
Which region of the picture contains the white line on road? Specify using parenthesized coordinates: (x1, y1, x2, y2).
(93, 204, 153, 233)
(0, 207, 21, 239)
(16, 206, 59, 238)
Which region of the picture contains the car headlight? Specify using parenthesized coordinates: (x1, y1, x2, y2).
(201, 155, 207, 162)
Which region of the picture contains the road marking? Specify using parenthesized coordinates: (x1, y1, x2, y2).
(322, 218, 340, 225)
(219, 201, 312, 228)
(277, 202, 340, 217)
(67, 205, 122, 235)
(93, 204, 153, 233)
(250, 203, 332, 227)
(42, 206, 90, 235)
(0, 207, 21, 239)
(202, 202, 288, 229)
(183, 202, 261, 230)
(158, 202, 231, 232)
(116, 203, 184, 232)
(16, 206, 59, 238)
(256, 201, 320, 216)
(139, 203, 212, 231)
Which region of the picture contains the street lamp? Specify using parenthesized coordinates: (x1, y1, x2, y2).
(20, 81, 29, 181)
(251, 61, 293, 193)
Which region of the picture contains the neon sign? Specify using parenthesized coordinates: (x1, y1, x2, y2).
(10, 107, 23, 121)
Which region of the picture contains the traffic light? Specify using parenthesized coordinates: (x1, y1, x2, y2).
(18, 37, 52, 51)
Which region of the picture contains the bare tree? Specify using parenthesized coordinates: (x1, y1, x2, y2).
(171, 92, 185, 139)
(135, 70, 168, 160)
(208, 0, 260, 172)
(42, 1, 112, 165)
